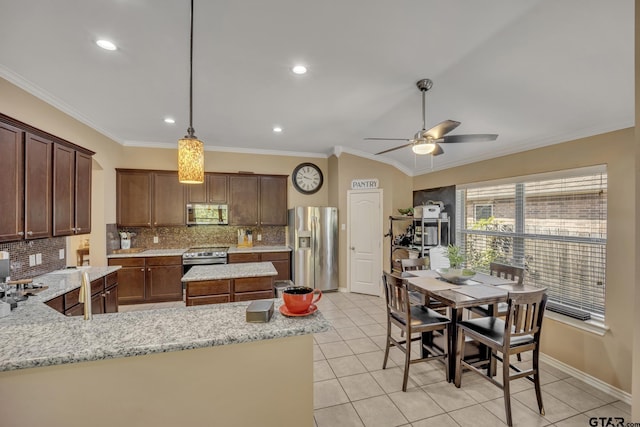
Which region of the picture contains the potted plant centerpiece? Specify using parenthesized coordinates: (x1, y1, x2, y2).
(436, 244, 476, 282)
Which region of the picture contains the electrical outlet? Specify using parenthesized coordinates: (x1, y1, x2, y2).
(29, 255, 36, 267)
(153, 236, 159, 244)
(257, 234, 262, 241)
(59, 249, 65, 259)
(35, 253, 42, 265)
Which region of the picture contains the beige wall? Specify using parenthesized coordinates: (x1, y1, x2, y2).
(633, 2, 640, 421)
(414, 128, 635, 393)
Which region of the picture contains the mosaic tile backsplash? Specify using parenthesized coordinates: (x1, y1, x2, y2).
(110, 225, 286, 251)
(0, 237, 67, 280)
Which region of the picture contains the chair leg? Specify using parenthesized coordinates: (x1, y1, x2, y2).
(402, 327, 411, 391)
(503, 353, 513, 426)
(382, 320, 391, 370)
(454, 329, 465, 388)
(532, 347, 545, 415)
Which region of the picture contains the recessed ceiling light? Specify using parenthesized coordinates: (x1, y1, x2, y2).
(96, 39, 117, 51)
(164, 118, 176, 124)
(273, 126, 283, 133)
(292, 65, 307, 75)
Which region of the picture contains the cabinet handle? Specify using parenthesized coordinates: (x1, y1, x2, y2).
(148, 268, 151, 272)
(76, 227, 81, 232)
(101, 293, 106, 297)
(105, 290, 110, 295)
(140, 268, 145, 272)
(27, 231, 33, 236)
(18, 231, 24, 236)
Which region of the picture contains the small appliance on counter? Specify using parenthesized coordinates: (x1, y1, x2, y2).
(237, 229, 253, 248)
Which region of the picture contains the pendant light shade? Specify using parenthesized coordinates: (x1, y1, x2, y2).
(178, 0, 204, 184)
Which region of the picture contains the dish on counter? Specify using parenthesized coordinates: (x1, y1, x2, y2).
(279, 304, 318, 317)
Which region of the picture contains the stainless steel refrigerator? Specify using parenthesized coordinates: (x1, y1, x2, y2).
(288, 207, 338, 291)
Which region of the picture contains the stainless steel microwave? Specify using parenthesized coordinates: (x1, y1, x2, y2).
(186, 204, 229, 225)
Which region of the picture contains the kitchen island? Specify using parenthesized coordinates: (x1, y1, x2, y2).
(0, 266, 328, 427)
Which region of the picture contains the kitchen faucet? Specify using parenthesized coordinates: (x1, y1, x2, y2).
(78, 272, 92, 320)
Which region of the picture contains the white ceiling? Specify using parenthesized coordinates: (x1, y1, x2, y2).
(0, 0, 634, 175)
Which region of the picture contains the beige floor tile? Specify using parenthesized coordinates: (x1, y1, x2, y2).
(314, 403, 364, 427)
(319, 341, 354, 359)
(584, 402, 632, 419)
(448, 404, 507, 427)
(339, 372, 386, 401)
(331, 317, 358, 329)
(564, 377, 619, 404)
(410, 413, 460, 427)
(328, 355, 368, 378)
(421, 381, 477, 412)
(314, 360, 336, 382)
(370, 367, 417, 394)
(357, 350, 395, 371)
(539, 362, 572, 380)
(313, 329, 343, 344)
(313, 344, 325, 361)
(314, 378, 350, 409)
(337, 326, 368, 341)
(552, 413, 593, 426)
(359, 323, 388, 337)
(543, 380, 606, 412)
(350, 314, 379, 326)
(346, 337, 381, 354)
(482, 396, 551, 426)
(388, 388, 444, 422)
(320, 309, 348, 320)
(342, 307, 368, 318)
(513, 389, 579, 424)
(611, 400, 632, 415)
(352, 395, 408, 427)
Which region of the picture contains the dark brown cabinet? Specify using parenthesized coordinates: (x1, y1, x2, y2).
(187, 173, 228, 204)
(228, 251, 291, 281)
(0, 121, 24, 242)
(24, 133, 52, 239)
(45, 272, 118, 316)
(229, 175, 287, 226)
(108, 256, 183, 304)
(185, 276, 273, 306)
(53, 144, 91, 236)
(117, 170, 185, 227)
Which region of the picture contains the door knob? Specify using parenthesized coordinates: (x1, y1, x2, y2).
(350, 246, 355, 251)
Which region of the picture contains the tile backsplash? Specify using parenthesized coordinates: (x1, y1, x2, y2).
(110, 225, 286, 251)
(0, 238, 66, 280)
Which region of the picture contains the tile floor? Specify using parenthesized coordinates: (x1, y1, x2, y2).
(119, 293, 631, 427)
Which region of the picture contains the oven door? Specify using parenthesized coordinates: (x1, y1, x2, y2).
(182, 256, 227, 275)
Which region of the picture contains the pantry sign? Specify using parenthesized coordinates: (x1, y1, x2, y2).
(351, 179, 379, 190)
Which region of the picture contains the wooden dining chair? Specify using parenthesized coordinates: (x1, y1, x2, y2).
(400, 258, 428, 306)
(470, 262, 525, 317)
(382, 272, 450, 391)
(455, 288, 548, 426)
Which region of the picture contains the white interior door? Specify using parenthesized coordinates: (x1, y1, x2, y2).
(348, 190, 383, 295)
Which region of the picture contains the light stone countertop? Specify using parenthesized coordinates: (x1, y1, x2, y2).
(0, 266, 328, 372)
(227, 245, 291, 253)
(182, 262, 278, 282)
(107, 248, 188, 258)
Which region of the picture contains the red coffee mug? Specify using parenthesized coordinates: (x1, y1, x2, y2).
(282, 286, 322, 314)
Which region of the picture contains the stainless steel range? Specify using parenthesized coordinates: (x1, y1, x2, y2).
(182, 247, 228, 273)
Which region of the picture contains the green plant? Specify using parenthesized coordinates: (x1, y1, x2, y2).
(446, 244, 465, 268)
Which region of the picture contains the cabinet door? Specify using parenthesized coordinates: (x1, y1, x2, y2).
(104, 284, 119, 313)
(259, 176, 287, 226)
(117, 170, 152, 227)
(24, 133, 52, 239)
(208, 174, 228, 203)
(153, 171, 186, 226)
(74, 152, 92, 234)
(186, 178, 207, 203)
(53, 143, 75, 236)
(108, 259, 146, 304)
(261, 252, 291, 281)
(227, 252, 260, 263)
(0, 122, 24, 242)
(146, 264, 183, 302)
(229, 175, 258, 225)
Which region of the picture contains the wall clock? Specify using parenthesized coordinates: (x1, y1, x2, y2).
(292, 162, 323, 195)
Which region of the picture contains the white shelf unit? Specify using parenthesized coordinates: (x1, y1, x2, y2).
(388, 215, 450, 271)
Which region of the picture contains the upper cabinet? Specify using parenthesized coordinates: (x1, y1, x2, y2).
(187, 173, 228, 204)
(117, 170, 185, 227)
(0, 114, 93, 242)
(229, 174, 287, 226)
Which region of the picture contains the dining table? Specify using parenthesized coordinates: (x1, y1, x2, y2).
(401, 269, 536, 382)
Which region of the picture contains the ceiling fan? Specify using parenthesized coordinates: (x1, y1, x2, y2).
(365, 78, 498, 156)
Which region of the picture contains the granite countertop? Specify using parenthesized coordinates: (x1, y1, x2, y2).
(107, 248, 188, 258)
(182, 262, 278, 282)
(227, 245, 291, 253)
(0, 266, 329, 372)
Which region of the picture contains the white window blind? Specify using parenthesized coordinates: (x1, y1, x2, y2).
(456, 166, 607, 319)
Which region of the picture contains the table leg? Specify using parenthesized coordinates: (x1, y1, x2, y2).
(447, 307, 462, 383)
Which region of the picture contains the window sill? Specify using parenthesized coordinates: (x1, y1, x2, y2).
(544, 310, 609, 336)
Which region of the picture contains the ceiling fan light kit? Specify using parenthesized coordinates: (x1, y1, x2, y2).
(365, 78, 498, 156)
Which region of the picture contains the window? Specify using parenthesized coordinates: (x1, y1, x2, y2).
(456, 166, 607, 320)
(474, 204, 494, 221)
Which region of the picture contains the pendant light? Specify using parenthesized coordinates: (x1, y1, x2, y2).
(178, 0, 204, 184)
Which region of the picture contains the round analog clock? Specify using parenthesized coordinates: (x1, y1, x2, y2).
(292, 162, 323, 195)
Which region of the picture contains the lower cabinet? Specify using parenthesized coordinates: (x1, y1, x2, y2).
(44, 272, 119, 316)
(185, 276, 274, 306)
(228, 251, 291, 281)
(108, 256, 182, 304)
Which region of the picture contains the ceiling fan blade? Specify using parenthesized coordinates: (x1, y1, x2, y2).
(364, 137, 411, 141)
(432, 144, 444, 156)
(441, 134, 498, 143)
(375, 142, 415, 155)
(423, 120, 461, 139)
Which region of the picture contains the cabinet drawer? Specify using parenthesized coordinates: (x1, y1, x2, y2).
(234, 276, 273, 293)
(261, 251, 289, 261)
(186, 294, 230, 306)
(228, 253, 260, 263)
(234, 290, 274, 302)
(105, 271, 118, 287)
(91, 278, 104, 294)
(45, 295, 64, 313)
(108, 257, 144, 267)
(64, 288, 80, 308)
(147, 256, 182, 266)
(64, 303, 84, 316)
(186, 280, 231, 297)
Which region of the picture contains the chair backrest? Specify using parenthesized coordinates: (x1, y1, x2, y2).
(382, 272, 411, 321)
(401, 257, 429, 271)
(503, 288, 548, 348)
(490, 262, 524, 285)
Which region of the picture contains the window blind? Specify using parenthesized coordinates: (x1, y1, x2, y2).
(456, 166, 607, 319)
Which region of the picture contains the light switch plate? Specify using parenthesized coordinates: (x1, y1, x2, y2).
(59, 249, 65, 259)
(29, 255, 36, 267)
(35, 253, 42, 265)
(153, 236, 159, 244)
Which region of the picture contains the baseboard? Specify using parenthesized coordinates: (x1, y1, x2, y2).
(540, 353, 631, 405)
